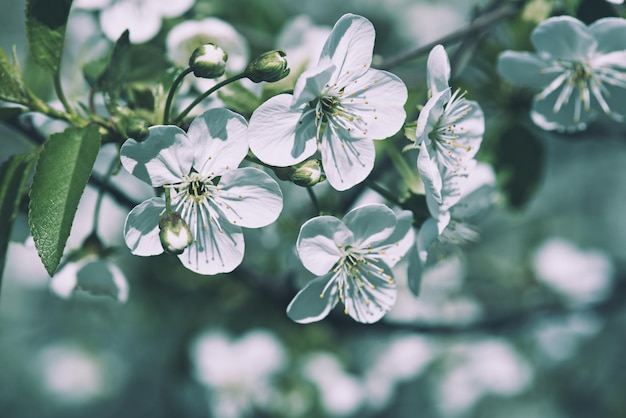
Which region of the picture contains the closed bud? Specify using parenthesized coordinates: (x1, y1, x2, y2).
(291, 160, 325, 187)
(126, 117, 150, 141)
(189, 43, 228, 79)
(245, 50, 290, 83)
(159, 213, 192, 255)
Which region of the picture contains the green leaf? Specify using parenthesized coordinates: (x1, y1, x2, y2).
(25, 0, 73, 74)
(0, 47, 27, 103)
(0, 153, 35, 295)
(29, 125, 101, 275)
(403, 120, 418, 142)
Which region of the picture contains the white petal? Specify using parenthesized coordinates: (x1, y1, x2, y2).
(415, 89, 448, 142)
(417, 145, 443, 204)
(320, 14, 375, 86)
(343, 204, 397, 248)
(187, 109, 249, 177)
(530, 16, 596, 60)
(153, 0, 194, 18)
(497, 51, 555, 89)
(248, 94, 317, 166)
(292, 61, 336, 108)
(341, 68, 408, 140)
(214, 167, 283, 229)
(321, 127, 376, 191)
(427, 45, 451, 96)
(343, 260, 396, 324)
(530, 89, 595, 132)
(376, 210, 415, 268)
(120, 126, 193, 187)
(100, 1, 161, 43)
(124, 197, 165, 257)
(75, 260, 129, 302)
(287, 273, 339, 324)
(297, 216, 350, 276)
(589, 17, 626, 53)
(179, 209, 245, 275)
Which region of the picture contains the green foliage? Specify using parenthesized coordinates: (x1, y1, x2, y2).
(25, 0, 73, 74)
(0, 107, 25, 121)
(218, 81, 263, 119)
(0, 153, 35, 294)
(0, 47, 27, 104)
(28, 125, 101, 276)
(83, 30, 133, 103)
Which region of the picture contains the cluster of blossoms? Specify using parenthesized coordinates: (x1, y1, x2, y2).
(498, 16, 626, 132)
(407, 45, 495, 294)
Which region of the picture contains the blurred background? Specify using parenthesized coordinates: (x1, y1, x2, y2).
(2, 0, 626, 417)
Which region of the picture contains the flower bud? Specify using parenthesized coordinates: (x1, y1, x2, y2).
(291, 160, 326, 187)
(189, 43, 228, 79)
(126, 117, 150, 141)
(245, 50, 290, 83)
(159, 213, 192, 255)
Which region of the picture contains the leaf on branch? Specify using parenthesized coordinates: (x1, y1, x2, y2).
(83, 30, 133, 101)
(0, 47, 27, 104)
(29, 125, 101, 276)
(0, 153, 35, 295)
(25, 0, 73, 74)
(218, 81, 263, 119)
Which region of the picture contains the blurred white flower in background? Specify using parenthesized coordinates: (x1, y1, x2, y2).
(533, 312, 604, 362)
(302, 352, 364, 417)
(532, 237, 614, 305)
(364, 334, 435, 410)
(275, 15, 332, 77)
(436, 339, 533, 417)
(74, 0, 195, 43)
(190, 329, 286, 418)
(36, 343, 123, 404)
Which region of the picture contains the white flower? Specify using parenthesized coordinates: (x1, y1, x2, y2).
(415, 45, 485, 203)
(190, 329, 286, 418)
(498, 16, 626, 131)
(76, 0, 195, 44)
(275, 15, 332, 76)
(287, 204, 414, 324)
(248, 13, 408, 191)
(120, 108, 283, 275)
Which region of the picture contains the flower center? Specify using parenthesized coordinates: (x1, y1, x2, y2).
(180, 172, 214, 202)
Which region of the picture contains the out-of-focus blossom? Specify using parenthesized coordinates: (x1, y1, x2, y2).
(37, 343, 122, 404)
(531, 237, 614, 304)
(533, 312, 603, 362)
(436, 339, 533, 417)
(302, 352, 364, 417)
(190, 329, 286, 418)
(121, 108, 283, 275)
(249, 13, 408, 191)
(74, 0, 195, 44)
(287, 204, 414, 324)
(275, 15, 332, 76)
(498, 16, 626, 132)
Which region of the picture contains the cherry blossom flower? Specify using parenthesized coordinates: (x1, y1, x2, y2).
(248, 13, 408, 191)
(120, 108, 283, 275)
(287, 204, 414, 324)
(414, 45, 485, 204)
(498, 16, 626, 131)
